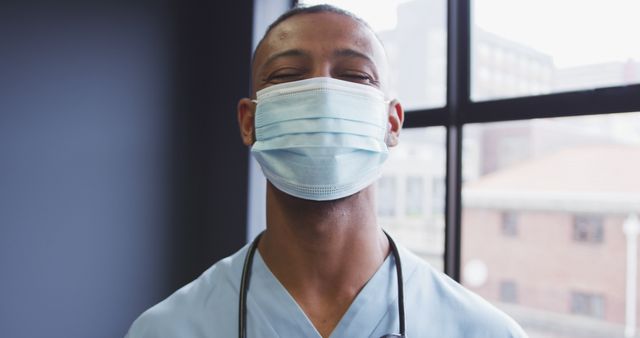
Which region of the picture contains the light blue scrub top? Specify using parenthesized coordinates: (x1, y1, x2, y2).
(126, 240, 527, 338)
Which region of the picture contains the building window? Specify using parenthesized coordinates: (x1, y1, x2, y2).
(405, 176, 424, 217)
(377, 176, 397, 217)
(571, 291, 605, 319)
(499, 280, 518, 303)
(432, 177, 445, 214)
(573, 214, 604, 243)
(501, 211, 518, 237)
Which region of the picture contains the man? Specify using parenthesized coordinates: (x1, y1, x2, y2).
(126, 4, 527, 337)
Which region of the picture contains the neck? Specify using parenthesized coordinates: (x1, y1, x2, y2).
(258, 183, 390, 336)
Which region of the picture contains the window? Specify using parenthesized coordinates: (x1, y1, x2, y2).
(573, 214, 604, 243)
(472, 0, 640, 101)
(431, 177, 445, 214)
(376, 127, 447, 272)
(405, 176, 425, 217)
(462, 112, 640, 338)
(499, 280, 518, 303)
(501, 211, 518, 237)
(377, 176, 397, 217)
(571, 292, 605, 319)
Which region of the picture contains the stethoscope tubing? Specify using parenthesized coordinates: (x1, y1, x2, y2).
(238, 230, 406, 338)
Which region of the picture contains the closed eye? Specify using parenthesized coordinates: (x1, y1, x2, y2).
(270, 73, 301, 80)
(339, 72, 379, 85)
(264, 69, 306, 84)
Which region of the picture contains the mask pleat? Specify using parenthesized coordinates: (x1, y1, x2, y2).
(250, 77, 391, 201)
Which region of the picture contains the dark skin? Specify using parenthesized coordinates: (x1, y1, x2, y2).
(237, 12, 405, 338)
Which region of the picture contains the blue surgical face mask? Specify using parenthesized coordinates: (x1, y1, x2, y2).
(251, 77, 391, 201)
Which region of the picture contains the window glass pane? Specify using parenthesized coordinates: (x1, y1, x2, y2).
(472, 0, 640, 101)
(405, 176, 425, 217)
(377, 176, 398, 217)
(298, 0, 447, 110)
(462, 112, 640, 338)
(378, 127, 446, 271)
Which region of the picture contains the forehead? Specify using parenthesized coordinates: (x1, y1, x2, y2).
(252, 12, 388, 81)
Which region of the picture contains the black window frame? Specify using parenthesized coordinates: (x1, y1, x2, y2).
(291, 0, 640, 281)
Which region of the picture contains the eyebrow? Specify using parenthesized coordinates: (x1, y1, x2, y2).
(261, 48, 375, 69)
(333, 48, 375, 64)
(262, 49, 310, 70)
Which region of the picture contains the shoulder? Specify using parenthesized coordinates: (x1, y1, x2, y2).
(400, 248, 527, 338)
(125, 245, 250, 338)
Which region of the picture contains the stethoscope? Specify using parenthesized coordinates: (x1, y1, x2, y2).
(238, 230, 406, 338)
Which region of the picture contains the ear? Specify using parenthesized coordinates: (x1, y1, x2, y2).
(237, 98, 256, 146)
(385, 99, 404, 147)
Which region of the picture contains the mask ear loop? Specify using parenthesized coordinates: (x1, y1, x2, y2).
(248, 99, 258, 144)
(384, 99, 393, 143)
(384, 99, 392, 128)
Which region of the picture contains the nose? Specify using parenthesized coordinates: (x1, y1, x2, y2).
(309, 60, 332, 79)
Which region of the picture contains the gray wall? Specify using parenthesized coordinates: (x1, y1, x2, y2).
(0, 1, 253, 337)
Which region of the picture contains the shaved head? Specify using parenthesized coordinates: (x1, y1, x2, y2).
(253, 5, 381, 59)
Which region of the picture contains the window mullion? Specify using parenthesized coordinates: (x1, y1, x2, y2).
(444, 0, 471, 281)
